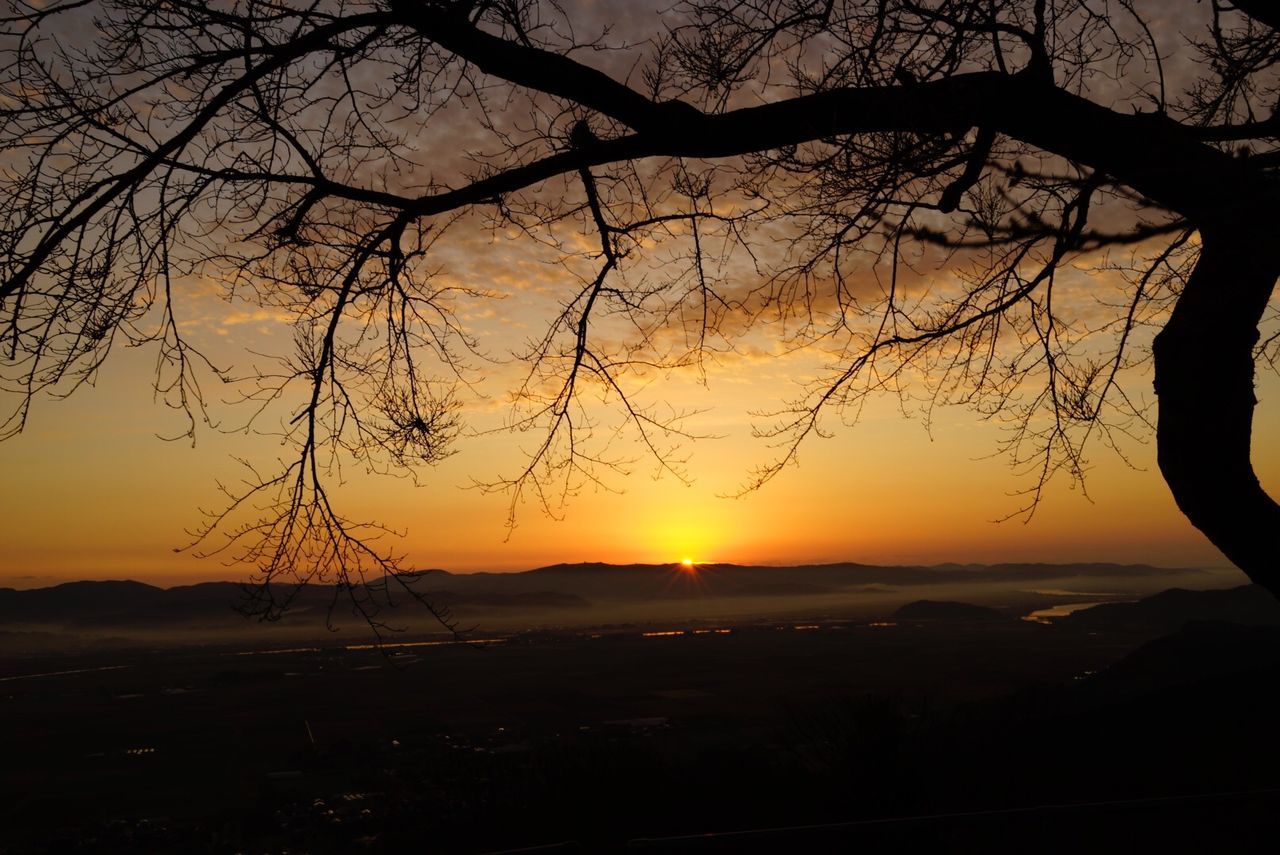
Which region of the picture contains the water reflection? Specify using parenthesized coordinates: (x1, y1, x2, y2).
(1022, 602, 1110, 624)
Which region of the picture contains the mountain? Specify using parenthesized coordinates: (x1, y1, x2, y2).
(0, 561, 1197, 629)
(0, 578, 586, 628)
(440, 561, 1192, 601)
(0, 580, 171, 623)
(1083, 620, 1280, 698)
(1060, 584, 1280, 633)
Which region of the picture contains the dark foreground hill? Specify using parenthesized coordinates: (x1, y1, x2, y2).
(5, 593, 1280, 854)
(1082, 620, 1280, 698)
(1061, 585, 1280, 633)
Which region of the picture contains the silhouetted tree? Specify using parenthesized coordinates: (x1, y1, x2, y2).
(2, 0, 1278, 623)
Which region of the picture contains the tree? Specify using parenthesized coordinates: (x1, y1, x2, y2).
(2, 0, 1278, 626)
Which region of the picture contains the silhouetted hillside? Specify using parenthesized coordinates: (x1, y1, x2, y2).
(455, 561, 1193, 600)
(1061, 585, 1280, 633)
(0, 579, 585, 628)
(0, 561, 1205, 630)
(0, 580, 171, 623)
(1082, 621, 1280, 698)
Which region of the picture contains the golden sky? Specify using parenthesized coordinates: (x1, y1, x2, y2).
(2, 265, 1275, 588)
(0, 1, 1275, 589)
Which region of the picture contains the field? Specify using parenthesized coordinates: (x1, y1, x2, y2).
(4, 609, 1279, 853)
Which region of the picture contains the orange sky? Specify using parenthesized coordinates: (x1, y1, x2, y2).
(2, 279, 1275, 589)
(0, 3, 1273, 590)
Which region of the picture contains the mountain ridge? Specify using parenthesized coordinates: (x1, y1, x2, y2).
(0, 560, 1205, 628)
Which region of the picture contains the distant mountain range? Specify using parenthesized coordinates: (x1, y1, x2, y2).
(0, 561, 1206, 628)
(406, 560, 1192, 602)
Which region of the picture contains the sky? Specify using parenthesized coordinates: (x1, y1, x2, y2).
(0, 0, 1275, 589)
(2, 279, 1274, 588)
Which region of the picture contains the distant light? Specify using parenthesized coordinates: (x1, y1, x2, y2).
(680, 558, 694, 568)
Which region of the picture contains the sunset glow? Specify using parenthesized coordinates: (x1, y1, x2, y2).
(6, 2, 1280, 851)
(1, 354, 1276, 586)
(0, 1, 1276, 593)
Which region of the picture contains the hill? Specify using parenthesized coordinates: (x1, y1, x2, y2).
(1060, 585, 1280, 633)
(0, 561, 1202, 632)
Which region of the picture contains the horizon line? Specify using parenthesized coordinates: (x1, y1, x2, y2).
(1, 558, 1238, 592)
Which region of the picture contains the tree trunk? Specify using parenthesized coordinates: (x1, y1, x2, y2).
(1153, 226, 1280, 596)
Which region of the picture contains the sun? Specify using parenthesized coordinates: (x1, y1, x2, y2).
(680, 557, 695, 570)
